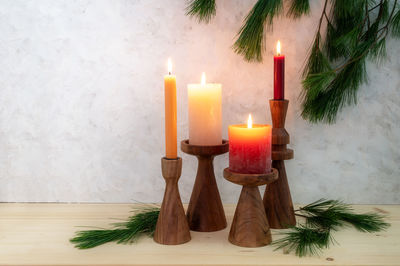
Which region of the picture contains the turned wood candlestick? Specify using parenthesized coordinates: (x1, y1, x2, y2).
(263, 99, 296, 229)
(181, 139, 229, 232)
(154, 157, 191, 245)
(223, 168, 278, 247)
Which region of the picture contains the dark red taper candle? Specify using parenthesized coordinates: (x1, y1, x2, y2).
(274, 41, 284, 100)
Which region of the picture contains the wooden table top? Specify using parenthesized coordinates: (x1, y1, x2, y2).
(0, 203, 399, 265)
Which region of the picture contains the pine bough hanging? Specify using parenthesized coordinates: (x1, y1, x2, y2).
(186, 0, 400, 123)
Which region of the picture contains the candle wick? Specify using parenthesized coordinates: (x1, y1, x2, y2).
(168, 72, 171, 75)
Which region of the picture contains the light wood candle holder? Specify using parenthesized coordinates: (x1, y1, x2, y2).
(181, 139, 229, 232)
(154, 157, 191, 245)
(223, 168, 278, 247)
(263, 99, 296, 229)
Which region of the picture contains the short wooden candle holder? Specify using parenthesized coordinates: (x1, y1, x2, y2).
(154, 157, 191, 245)
(263, 99, 296, 229)
(223, 168, 278, 248)
(181, 139, 229, 232)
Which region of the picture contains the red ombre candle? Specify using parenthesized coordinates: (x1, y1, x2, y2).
(228, 115, 272, 174)
(274, 40, 284, 100)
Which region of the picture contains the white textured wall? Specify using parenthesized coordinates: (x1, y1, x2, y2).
(0, 0, 399, 204)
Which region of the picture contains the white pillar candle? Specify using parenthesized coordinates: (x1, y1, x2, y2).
(188, 73, 222, 145)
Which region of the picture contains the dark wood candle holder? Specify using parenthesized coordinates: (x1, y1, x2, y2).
(223, 168, 278, 247)
(154, 157, 191, 245)
(181, 139, 229, 232)
(263, 99, 296, 229)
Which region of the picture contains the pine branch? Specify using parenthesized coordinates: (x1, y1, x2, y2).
(272, 225, 333, 257)
(300, 0, 399, 123)
(233, 0, 283, 62)
(339, 212, 390, 232)
(382, 0, 390, 21)
(287, 0, 310, 18)
(70, 207, 160, 249)
(299, 199, 348, 214)
(299, 199, 390, 232)
(391, 3, 400, 36)
(273, 199, 390, 257)
(183, 0, 399, 124)
(186, 0, 216, 24)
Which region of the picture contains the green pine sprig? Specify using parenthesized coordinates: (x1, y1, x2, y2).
(301, 0, 399, 123)
(272, 199, 390, 257)
(233, 0, 283, 62)
(186, 0, 216, 24)
(273, 225, 333, 257)
(70, 206, 159, 249)
(391, 7, 400, 36)
(287, 0, 310, 19)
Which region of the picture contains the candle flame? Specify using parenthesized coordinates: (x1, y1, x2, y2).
(276, 40, 281, 56)
(201, 72, 206, 86)
(167, 58, 172, 74)
(247, 114, 253, 129)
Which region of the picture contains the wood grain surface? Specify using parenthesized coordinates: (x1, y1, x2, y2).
(0, 203, 398, 265)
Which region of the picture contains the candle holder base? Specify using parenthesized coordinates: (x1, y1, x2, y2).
(154, 157, 191, 245)
(181, 140, 229, 232)
(223, 168, 278, 248)
(263, 99, 296, 229)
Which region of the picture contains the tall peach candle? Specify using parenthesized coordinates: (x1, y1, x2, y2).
(164, 58, 177, 158)
(188, 73, 222, 145)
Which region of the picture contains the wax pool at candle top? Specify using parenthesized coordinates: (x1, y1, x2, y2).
(188, 77, 222, 146)
(228, 124, 272, 174)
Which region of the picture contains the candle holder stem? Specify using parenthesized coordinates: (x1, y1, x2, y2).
(263, 100, 296, 229)
(224, 168, 278, 247)
(154, 157, 191, 245)
(181, 140, 229, 232)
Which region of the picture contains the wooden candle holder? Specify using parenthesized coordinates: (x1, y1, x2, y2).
(263, 99, 296, 229)
(223, 168, 278, 247)
(154, 157, 191, 245)
(181, 139, 229, 232)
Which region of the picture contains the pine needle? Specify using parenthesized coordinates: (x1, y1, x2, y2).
(299, 199, 390, 232)
(186, 0, 216, 24)
(70, 207, 160, 249)
(391, 8, 400, 36)
(233, 0, 283, 62)
(273, 225, 333, 257)
(300, 199, 350, 214)
(287, 0, 310, 18)
(339, 212, 390, 232)
(273, 199, 390, 257)
(300, 0, 399, 123)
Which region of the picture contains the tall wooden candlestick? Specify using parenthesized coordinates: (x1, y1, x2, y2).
(224, 168, 278, 247)
(154, 157, 191, 245)
(181, 140, 229, 232)
(263, 99, 296, 229)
